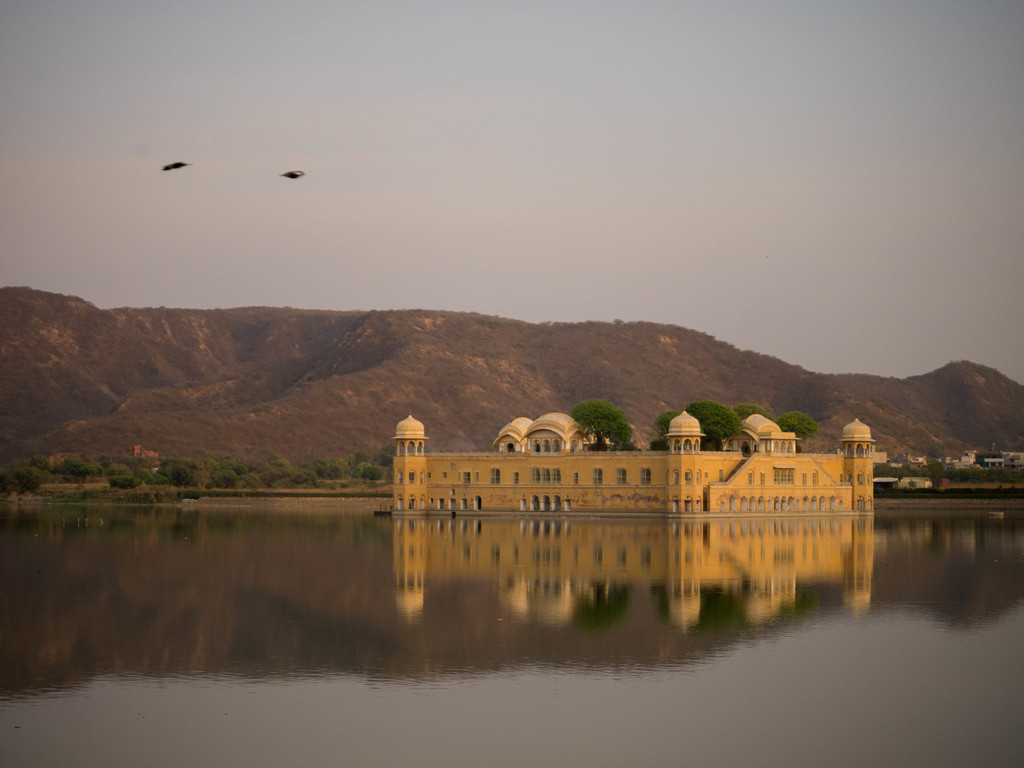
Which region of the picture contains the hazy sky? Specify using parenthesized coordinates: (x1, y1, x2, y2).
(2, 1, 1022, 383)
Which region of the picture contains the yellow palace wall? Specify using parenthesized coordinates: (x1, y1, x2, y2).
(393, 447, 874, 516)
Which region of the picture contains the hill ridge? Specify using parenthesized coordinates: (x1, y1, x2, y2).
(2, 287, 1022, 462)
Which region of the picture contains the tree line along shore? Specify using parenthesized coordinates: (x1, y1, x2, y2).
(0, 449, 395, 501)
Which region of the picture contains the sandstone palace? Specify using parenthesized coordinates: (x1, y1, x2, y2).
(392, 412, 876, 516)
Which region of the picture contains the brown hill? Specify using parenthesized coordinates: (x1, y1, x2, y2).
(1, 287, 1022, 463)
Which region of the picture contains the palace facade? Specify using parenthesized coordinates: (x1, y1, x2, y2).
(392, 411, 876, 516)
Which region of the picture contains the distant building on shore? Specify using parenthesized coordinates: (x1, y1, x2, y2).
(392, 412, 875, 515)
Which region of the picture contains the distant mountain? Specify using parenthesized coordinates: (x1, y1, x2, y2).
(2, 287, 1022, 463)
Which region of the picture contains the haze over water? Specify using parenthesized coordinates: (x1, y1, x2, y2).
(1, 506, 1022, 766)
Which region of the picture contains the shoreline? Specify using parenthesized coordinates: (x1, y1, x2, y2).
(874, 496, 1024, 510)
(189, 496, 391, 514)
(6, 494, 1023, 518)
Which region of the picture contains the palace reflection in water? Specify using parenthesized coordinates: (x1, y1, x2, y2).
(395, 514, 874, 628)
(3, 506, 1022, 768)
(4, 506, 1023, 699)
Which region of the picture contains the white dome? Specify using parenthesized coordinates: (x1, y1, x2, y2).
(842, 418, 873, 441)
(395, 414, 426, 439)
(743, 414, 782, 436)
(667, 410, 704, 437)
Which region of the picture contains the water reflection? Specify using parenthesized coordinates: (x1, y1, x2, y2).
(1, 506, 1021, 698)
(394, 515, 874, 631)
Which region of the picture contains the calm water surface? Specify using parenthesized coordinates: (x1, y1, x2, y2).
(1, 505, 1022, 767)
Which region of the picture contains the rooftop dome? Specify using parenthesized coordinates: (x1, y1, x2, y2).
(842, 418, 873, 441)
(525, 413, 584, 441)
(667, 410, 704, 437)
(395, 414, 426, 439)
(528, 412, 579, 433)
(743, 414, 783, 436)
(498, 417, 534, 439)
(492, 417, 535, 448)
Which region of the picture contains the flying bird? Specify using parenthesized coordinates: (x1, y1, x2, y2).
(280, 171, 305, 179)
(161, 162, 191, 171)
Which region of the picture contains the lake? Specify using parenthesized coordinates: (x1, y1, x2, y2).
(1, 505, 1022, 767)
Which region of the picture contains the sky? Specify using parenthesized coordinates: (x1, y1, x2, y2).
(1, 0, 1022, 384)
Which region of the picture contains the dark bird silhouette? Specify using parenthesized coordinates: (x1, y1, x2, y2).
(162, 162, 191, 171)
(281, 171, 305, 179)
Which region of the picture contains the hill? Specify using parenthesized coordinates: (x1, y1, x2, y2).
(2, 287, 1022, 463)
